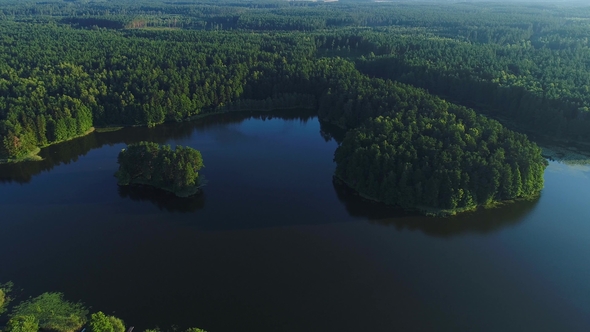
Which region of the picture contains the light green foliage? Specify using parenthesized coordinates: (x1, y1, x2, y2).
(144, 327, 206, 332)
(116, 142, 204, 197)
(88, 312, 125, 332)
(4, 315, 39, 332)
(0, 282, 13, 315)
(108, 316, 126, 332)
(88, 312, 111, 332)
(11, 293, 88, 332)
(0, 288, 6, 314)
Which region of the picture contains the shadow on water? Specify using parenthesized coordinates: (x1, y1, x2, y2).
(0, 109, 317, 184)
(319, 120, 347, 144)
(332, 179, 540, 237)
(117, 185, 206, 213)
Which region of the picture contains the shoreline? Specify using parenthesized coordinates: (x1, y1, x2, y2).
(334, 175, 475, 217)
(334, 175, 539, 217)
(540, 145, 590, 165)
(0, 106, 317, 165)
(0, 127, 96, 164)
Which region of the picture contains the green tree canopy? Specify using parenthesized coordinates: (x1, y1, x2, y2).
(11, 293, 88, 332)
(4, 315, 39, 332)
(88, 312, 125, 332)
(115, 142, 204, 197)
(335, 114, 547, 215)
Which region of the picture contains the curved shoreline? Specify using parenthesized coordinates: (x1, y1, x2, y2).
(333, 175, 540, 217)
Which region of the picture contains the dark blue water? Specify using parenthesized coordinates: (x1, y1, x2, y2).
(0, 111, 589, 332)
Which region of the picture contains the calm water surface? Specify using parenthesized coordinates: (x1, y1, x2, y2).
(0, 111, 589, 332)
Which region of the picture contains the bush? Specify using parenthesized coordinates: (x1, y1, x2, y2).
(11, 293, 88, 332)
(0, 288, 5, 314)
(4, 315, 39, 332)
(88, 312, 125, 332)
(108, 316, 125, 332)
(0, 282, 13, 315)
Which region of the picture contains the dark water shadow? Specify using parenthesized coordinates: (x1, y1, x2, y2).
(117, 185, 205, 213)
(318, 120, 347, 144)
(0, 109, 317, 184)
(333, 179, 540, 238)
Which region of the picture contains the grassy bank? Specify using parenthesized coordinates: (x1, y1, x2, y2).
(95, 126, 124, 133)
(0, 127, 96, 164)
(0, 147, 42, 164)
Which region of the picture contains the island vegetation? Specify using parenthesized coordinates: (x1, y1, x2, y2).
(0, 284, 206, 332)
(3, 0, 582, 213)
(335, 114, 546, 216)
(115, 142, 204, 197)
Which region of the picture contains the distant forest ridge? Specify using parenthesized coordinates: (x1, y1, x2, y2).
(1, 1, 589, 152)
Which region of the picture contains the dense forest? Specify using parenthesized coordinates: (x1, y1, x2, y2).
(116, 142, 204, 197)
(316, 68, 546, 214)
(3, 0, 585, 212)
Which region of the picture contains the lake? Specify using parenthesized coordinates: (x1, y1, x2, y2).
(0, 111, 589, 332)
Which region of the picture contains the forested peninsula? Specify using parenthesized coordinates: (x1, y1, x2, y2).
(0, 0, 571, 214)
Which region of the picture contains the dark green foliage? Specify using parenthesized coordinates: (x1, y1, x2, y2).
(2, 1, 587, 159)
(115, 142, 204, 197)
(354, 38, 590, 141)
(0, 0, 556, 213)
(335, 112, 546, 213)
(11, 293, 88, 332)
(88, 312, 125, 332)
(314, 57, 547, 213)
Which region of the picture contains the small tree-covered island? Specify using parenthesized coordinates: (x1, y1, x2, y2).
(115, 142, 204, 198)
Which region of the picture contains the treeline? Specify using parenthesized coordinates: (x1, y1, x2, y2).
(0, 284, 207, 332)
(3, 1, 590, 160)
(307, 22, 590, 141)
(0, 21, 318, 159)
(0, 111, 316, 185)
(4, 1, 588, 37)
(348, 33, 590, 141)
